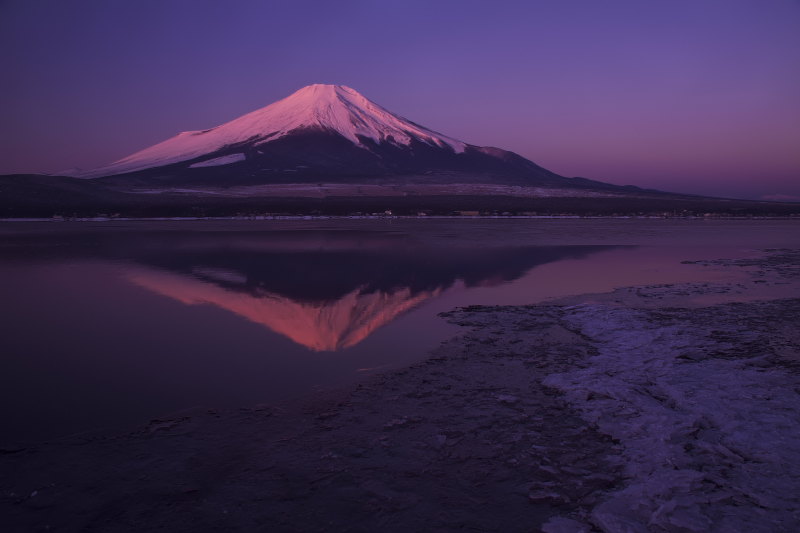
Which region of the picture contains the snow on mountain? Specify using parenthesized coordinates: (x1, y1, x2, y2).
(71, 84, 466, 178)
(188, 153, 246, 168)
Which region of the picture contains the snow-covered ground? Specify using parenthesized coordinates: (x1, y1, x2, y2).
(537, 250, 800, 531)
(439, 249, 800, 532)
(544, 300, 800, 532)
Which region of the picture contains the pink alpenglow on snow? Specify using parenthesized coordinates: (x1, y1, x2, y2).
(71, 85, 465, 178)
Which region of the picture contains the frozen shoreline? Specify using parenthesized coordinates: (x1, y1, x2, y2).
(1, 250, 799, 532)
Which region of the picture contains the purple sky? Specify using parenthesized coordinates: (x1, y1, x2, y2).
(1, 0, 798, 200)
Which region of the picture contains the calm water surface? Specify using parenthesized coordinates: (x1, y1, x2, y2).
(1, 219, 798, 441)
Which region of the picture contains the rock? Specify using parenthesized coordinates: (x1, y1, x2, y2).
(496, 394, 519, 404)
(383, 417, 410, 428)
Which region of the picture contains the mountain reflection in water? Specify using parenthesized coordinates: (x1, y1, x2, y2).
(0, 230, 614, 351)
(109, 232, 616, 351)
(0, 227, 619, 352)
(1, 222, 641, 440)
(127, 267, 441, 351)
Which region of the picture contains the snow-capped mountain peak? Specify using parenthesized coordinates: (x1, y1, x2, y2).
(72, 84, 466, 178)
(244, 84, 465, 151)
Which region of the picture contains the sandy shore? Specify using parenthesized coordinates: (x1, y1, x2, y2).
(2, 249, 799, 532)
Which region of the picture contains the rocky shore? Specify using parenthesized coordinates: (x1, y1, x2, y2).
(2, 250, 799, 532)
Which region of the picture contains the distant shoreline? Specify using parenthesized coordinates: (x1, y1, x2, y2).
(2, 214, 800, 223)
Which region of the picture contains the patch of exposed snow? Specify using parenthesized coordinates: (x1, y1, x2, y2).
(188, 153, 245, 168)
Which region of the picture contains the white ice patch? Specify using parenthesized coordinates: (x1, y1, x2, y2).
(543, 304, 800, 532)
(188, 153, 245, 168)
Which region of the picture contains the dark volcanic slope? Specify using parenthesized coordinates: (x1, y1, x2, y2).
(96, 129, 574, 189)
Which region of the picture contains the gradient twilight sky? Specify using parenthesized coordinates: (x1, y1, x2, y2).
(1, 0, 798, 200)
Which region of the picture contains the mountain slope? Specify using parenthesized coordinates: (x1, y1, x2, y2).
(74, 85, 466, 178)
(65, 84, 576, 188)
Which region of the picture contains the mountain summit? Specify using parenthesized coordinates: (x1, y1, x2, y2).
(69, 84, 572, 186)
(244, 84, 466, 152)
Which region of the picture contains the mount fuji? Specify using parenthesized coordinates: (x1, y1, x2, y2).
(69, 84, 603, 190)
(3, 84, 797, 217)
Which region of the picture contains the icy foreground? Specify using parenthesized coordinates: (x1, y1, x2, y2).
(543, 300, 800, 531)
(1, 250, 799, 532)
(446, 250, 800, 532)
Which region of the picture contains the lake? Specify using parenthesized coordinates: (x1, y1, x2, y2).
(1, 218, 797, 441)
